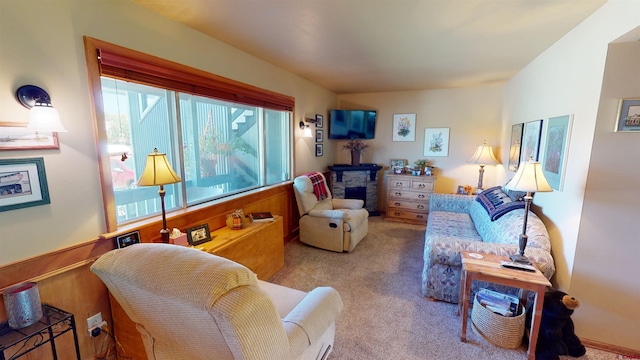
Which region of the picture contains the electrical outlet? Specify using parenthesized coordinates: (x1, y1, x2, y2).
(87, 312, 103, 330)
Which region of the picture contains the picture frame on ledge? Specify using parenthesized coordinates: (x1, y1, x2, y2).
(186, 224, 212, 246)
(315, 143, 323, 157)
(509, 123, 524, 172)
(390, 159, 406, 174)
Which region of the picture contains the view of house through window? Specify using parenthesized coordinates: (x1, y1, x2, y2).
(101, 77, 291, 224)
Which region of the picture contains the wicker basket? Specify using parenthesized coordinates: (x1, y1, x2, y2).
(471, 294, 525, 349)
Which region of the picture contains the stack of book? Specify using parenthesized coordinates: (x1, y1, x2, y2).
(248, 212, 275, 222)
(476, 288, 520, 317)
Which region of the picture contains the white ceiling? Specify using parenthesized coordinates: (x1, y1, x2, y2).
(132, 0, 607, 94)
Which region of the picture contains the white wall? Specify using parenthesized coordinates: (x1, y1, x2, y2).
(0, 0, 336, 265)
(571, 40, 640, 349)
(338, 85, 505, 206)
(502, 0, 640, 350)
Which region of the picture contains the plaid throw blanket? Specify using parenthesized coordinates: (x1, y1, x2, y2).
(304, 172, 329, 201)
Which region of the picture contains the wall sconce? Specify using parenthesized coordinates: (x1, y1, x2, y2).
(299, 118, 316, 138)
(15, 85, 67, 132)
(467, 140, 499, 193)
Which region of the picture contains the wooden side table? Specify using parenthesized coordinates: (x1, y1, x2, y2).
(458, 251, 551, 360)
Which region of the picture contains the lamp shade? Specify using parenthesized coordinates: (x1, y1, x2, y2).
(303, 126, 313, 138)
(505, 158, 552, 193)
(468, 141, 499, 165)
(27, 104, 67, 132)
(137, 148, 181, 186)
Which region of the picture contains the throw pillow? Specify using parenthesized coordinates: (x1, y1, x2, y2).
(476, 186, 525, 221)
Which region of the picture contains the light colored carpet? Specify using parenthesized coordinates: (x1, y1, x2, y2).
(269, 217, 620, 360)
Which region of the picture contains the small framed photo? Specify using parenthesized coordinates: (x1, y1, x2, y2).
(615, 99, 640, 132)
(315, 114, 324, 128)
(390, 159, 407, 174)
(315, 143, 323, 157)
(0, 157, 50, 212)
(186, 223, 212, 246)
(316, 129, 323, 142)
(457, 185, 468, 195)
(116, 231, 141, 249)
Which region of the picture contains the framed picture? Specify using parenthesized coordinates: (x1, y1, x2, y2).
(392, 114, 416, 142)
(315, 143, 323, 157)
(316, 129, 323, 142)
(520, 120, 543, 163)
(0, 157, 50, 212)
(186, 223, 212, 246)
(390, 158, 406, 174)
(115, 230, 141, 248)
(542, 115, 573, 191)
(0, 124, 59, 150)
(423, 128, 449, 157)
(508, 123, 524, 172)
(315, 114, 324, 128)
(615, 99, 640, 132)
(457, 185, 468, 195)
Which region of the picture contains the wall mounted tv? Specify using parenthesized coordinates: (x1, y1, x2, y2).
(328, 109, 377, 139)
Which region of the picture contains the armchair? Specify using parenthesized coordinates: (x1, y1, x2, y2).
(91, 243, 343, 360)
(293, 172, 369, 252)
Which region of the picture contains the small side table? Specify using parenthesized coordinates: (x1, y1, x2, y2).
(458, 251, 551, 360)
(0, 304, 80, 360)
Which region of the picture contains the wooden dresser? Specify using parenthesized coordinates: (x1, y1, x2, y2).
(110, 216, 285, 359)
(385, 173, 436, 224)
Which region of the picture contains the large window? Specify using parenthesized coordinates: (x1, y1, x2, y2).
(87, 38, 293, 227)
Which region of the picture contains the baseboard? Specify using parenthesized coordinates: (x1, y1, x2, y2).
(582, 338, 640, 357)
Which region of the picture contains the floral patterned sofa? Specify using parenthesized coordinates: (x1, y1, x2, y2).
(421, 188, 555, 303)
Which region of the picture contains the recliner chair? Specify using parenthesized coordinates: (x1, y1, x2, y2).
(91, 243, 343, 360)
(293, 172, 368, 252)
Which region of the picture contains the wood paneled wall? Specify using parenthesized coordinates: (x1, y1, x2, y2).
(0, 183, 298, 359)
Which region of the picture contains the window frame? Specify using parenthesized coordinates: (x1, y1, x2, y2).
(83, 37, 295, 232)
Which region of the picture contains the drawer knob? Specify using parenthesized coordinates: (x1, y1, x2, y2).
(418, 194, 425, 198)
(395, 192, 402, 196)
(395, 182, 403, 187)
(394, 212, 401, 216)
(418, 183, 425, 188)
(417, 214, 424, 219)
(417, 205, 424, 209)
(395, 202, 401, 206)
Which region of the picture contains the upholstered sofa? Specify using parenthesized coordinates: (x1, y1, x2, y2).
(421, 187, 555, 303)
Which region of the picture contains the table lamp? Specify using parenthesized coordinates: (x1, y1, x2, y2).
(467, 140, 499, 193)
(137, 148, 181, 243)
(504, 157, 553, 264)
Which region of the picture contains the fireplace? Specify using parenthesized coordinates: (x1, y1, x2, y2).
(328, 164, 383, 215)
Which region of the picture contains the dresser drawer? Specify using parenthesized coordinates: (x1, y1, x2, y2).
(411, 180, 434, 191)
(388, 199, 429, 212)
(388, 189, 431, 202)
(386, 209, 428, 223)
(389, 179, 411, 189)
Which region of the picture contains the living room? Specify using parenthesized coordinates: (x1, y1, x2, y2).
(0, 0, 639, 359)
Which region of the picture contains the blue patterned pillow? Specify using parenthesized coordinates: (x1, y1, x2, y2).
(476, 186, 525, 221)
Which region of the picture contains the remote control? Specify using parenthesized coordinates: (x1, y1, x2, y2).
(500, 260, 536, 272)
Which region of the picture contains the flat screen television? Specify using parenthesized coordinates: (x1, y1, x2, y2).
(328, 109, 377, 139)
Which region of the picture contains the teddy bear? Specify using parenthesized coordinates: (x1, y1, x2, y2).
(527, 290, 586, 360)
